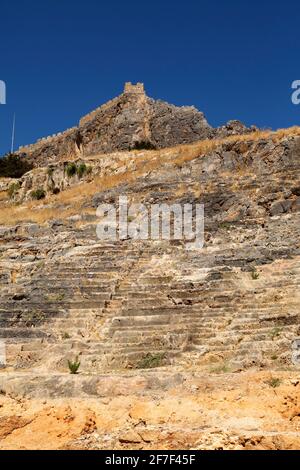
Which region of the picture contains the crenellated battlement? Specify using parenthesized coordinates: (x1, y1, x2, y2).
(79, 95, 122, 126)
(17, 127, 77, 153)
(123, 82, 145, 94)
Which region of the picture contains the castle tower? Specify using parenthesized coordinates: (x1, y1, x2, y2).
(123, 82, 145, 95)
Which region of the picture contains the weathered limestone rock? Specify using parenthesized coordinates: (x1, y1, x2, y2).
(0, 130, 299, 384)
(214, 120, 258, 138)
(14, 83, 256, 168)
(0, 178, 17, 192)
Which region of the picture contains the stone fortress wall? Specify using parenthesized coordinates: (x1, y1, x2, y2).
(17, 82, 145, 153)
(79, 96, 122, 127)
(14, 82, 254, 167)
(15, 83, 148, 161)
(17, 127, 77, 154)
(79, 82, 145, 126)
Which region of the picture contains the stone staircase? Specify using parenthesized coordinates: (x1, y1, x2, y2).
(1, 231, 299, 375)
(0, 133, 300, 387)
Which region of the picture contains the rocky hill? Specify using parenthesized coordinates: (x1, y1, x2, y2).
(14, 82, 255, 168)
(0, 89, 299, 449)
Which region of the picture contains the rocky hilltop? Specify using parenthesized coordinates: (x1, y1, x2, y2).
(15, 82, 255, 168)
(0, 88, 300, 449)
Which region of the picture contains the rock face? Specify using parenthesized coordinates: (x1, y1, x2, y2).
(80, 91, 212, 156)
(1, 92, 299, 450)
(214, 120, 258, 138)
(2, 370, 300, 450)
(15, 83, 255, 168)
(1, 130, 299, 381)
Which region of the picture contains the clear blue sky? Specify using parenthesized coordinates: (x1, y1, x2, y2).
(0, 0, 300, 155)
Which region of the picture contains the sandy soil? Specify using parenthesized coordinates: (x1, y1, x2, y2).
(0, 370, 300, 450)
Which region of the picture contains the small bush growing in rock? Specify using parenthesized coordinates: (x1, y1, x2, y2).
(251, 268, 259, 280)
(209, 361, 230, 374)
(76, 162, 87, 178)
(136, 352, 166, 369)
(62, 332, 71, 340)
(65, 162, 77, 177)
(30, 188, 46, 200)
(270, 327, 282, 340)
(265, 377, 281, 388)
(68, 356, 81, 374)
(52, 187, 60, 195)
(65, 162, 92, 179)
(7, 182, 21, 198)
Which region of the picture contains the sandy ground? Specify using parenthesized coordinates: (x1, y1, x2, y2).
(0, 370, 300, 450)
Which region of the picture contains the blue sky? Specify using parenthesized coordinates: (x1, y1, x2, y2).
(0, 0, 300, 155)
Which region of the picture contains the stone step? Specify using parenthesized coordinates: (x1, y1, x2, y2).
(27, 281, 116, 288)
(108, 315, 230, 329)
(31, 271, 121, 279)
(0, 328, 48, 339)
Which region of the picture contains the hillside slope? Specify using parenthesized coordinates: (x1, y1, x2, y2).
(13, 82, 255, 168)
(0, 128, 299, 449)
(0, 128, 299, 374)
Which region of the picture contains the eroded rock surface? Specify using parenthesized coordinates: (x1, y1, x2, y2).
(14, 83, 256, 167)
(0, 113, 299, 450)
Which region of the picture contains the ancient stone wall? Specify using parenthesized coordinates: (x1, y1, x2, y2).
(79, 95, 122, 126)
(79, 83, 145, 126)
(17, 127, 77, 155)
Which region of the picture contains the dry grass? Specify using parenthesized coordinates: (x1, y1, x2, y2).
(0, 202, 80, 225)
(1, 126, 300, 226)
(0, 191, 8, 202)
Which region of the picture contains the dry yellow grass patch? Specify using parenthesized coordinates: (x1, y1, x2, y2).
(0, 202, 81, 225)
(0, 191, 8, 202)
(0, 126, 299, 226)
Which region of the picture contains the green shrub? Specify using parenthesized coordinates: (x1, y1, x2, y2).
(209, 362, 230, 374)
(30, 188, 46, 200)
(65, 162, 77, 177)
(265, 377, 281, 388)
(136, 352, 166, 369)
(68, 356, 81, 374)
(7, 182, 21, 198)
(270, 327, 282, 340)
(251, 268, 259, 280)
(132, 140, 157, 151)
(65, 162, 91, 178)
(76, 162, 87, 178)
(62, 332, 71, 340)
(0, 153, 33, 178)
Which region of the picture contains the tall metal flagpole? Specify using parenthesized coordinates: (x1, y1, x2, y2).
(11, 113, 15, 153)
